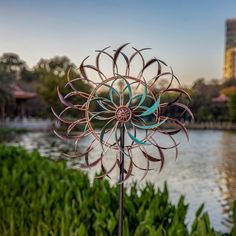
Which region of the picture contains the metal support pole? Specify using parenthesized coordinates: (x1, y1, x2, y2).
(118, 124, 125, 236)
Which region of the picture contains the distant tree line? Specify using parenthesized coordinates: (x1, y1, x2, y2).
(0, 52, 236, 122)
(0, 53, 91, 118)
(188, 78, 236, 121)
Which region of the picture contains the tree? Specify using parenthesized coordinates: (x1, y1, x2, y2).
(0, 65, 14, 119)
(21, 68, 38, 82)
(222, 78, 236, 88)
(0, 53, 26, 80)
(188, 78, 228, 121)
(221, 86, 236, 96)
(228, 92, 236, 121)
(35, 56, 74, 77)
(35, 56, 91, 116)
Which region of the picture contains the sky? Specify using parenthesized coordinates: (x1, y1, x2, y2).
(0, 0, 236, 85)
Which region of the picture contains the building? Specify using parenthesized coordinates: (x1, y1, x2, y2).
(11, 83, 36, 117)
(0, 82, 36, 119)
(224, 18, 236, 80)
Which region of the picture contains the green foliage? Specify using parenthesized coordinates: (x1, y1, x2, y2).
(0, 53, 93, 118)
(35, 56, 73, 77)
(0, 145, 235, 235)
(196, 106, 214, 122)
(35, 56, 91, 117)
(21, 68, 38, 82)
(189, 78, 229, 122)
(0, 60, 15, 111)
(228, 92, 236, 121)
(1, 51, 236, 122)
(0, 53, 26, 75)
(0, 52, 37, 118)
(0, 128, 27, 143)
(231, 202, 236, 235)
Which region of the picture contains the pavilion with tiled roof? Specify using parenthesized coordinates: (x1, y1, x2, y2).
(11, 83, 36, 117)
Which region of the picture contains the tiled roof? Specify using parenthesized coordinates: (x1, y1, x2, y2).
(11, 84, 36, 99)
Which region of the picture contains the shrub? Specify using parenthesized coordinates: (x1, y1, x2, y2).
(0, 145, 234, 235)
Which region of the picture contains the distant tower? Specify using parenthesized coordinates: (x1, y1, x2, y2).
(224, 19, 236, 80)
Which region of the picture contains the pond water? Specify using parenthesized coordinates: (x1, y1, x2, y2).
(4, 129, 236, 232)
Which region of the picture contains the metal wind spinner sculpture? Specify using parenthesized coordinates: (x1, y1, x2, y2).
(52, 44, 193, 235)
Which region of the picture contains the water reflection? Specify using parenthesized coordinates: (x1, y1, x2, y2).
(218, 132, 236, 227)
(2, 130, 236, 232)
(9, 131, 73, 160)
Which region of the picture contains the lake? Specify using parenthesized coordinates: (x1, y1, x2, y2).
(4, 129, 236, 232)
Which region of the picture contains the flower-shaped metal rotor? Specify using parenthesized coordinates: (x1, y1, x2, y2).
(52, 44, 193, 181)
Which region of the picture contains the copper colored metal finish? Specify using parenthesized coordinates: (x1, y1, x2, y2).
(84, 76, 158, 150)
(52, 44, 193, 236)
(52, 44, 193, 182)
(115, 106, 132, 123)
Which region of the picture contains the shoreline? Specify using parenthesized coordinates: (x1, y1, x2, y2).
(185, 122, 236, 131)
(1, 119, 236, 132)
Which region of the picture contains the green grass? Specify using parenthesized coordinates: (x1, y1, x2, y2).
(0, 145, 235, 236)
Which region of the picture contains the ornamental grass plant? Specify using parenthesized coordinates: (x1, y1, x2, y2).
(0, 145, 235, 236)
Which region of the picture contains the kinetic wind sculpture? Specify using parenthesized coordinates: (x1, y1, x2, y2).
(52, 44, 193, 236)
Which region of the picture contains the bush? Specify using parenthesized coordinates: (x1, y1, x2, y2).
(0, 145, 234, 235)
(228, 92, 236, 121)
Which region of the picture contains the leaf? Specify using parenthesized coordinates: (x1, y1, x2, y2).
(78, 223, 87, 236)
(233, 200, 236, 223)
(196, 203, 204, 217)
(107, 214, 116, 234)
(123, 217, 130, 236)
